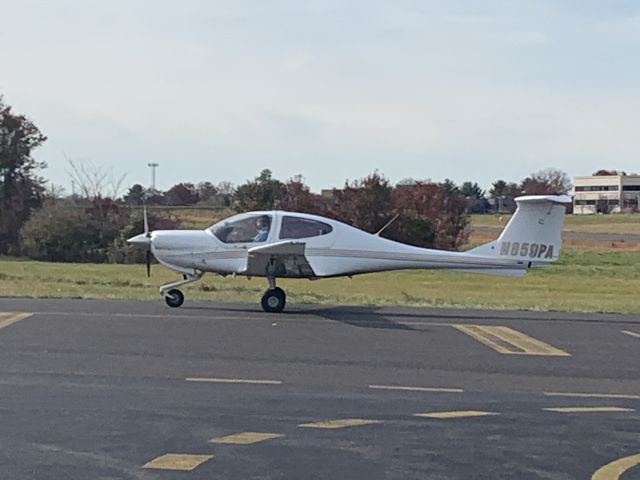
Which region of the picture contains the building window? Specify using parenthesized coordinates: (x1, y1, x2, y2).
(622, 185, 640, 191)
(574, 185, 619, 192)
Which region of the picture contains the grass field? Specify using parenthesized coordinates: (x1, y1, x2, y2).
(2, 210, 638, 314)
(471, 213, 640, 234)
(2, 249, 639, 314)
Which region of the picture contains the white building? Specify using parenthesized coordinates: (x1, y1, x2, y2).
(573, 174, 640, 214)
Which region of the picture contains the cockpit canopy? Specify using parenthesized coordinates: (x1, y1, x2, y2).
(279, 215, 332, 239)
(209, 212, 333, 244)
(211, 214, 272, 243)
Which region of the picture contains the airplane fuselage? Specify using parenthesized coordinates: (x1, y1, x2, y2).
(139, 211, 531, 279)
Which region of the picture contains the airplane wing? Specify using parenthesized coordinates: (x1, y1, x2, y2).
(245, 241, 316, 278)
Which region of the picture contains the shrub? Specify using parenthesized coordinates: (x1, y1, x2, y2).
(20, 200, 122, 262)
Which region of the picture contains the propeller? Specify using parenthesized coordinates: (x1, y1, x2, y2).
(126, 205, 153, 276)
(144, 205, 152, 277)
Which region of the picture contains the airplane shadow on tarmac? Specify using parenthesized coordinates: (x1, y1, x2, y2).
(181, 304, 416, 331)
(298, 306, 416, 330)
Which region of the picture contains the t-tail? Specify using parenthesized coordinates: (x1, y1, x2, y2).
(469, 195, 572, 273)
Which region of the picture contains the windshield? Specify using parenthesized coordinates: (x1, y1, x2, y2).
(211, 214, 272, 243)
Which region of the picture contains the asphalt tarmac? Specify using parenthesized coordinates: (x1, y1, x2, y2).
(0, 298, 638, 480)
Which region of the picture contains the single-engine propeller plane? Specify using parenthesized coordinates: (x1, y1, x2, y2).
(128, 195, 571, 313)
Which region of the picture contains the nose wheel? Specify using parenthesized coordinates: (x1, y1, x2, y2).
(261, 287, 286, 313)
(165, 288, 184, 308)
(159, 272, 203, 308)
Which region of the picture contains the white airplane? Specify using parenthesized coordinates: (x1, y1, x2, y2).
(128, 195, 571, 313)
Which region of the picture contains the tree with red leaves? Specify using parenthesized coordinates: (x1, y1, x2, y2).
(165, 182, 199, 206)
(0, 96, 47, 253)
(330, 171, 394, 234)
(278, 175, 326, 213)
(592, 169, 621, 176)
(392, 182, 468, 249)
(520, 168, 571, 195)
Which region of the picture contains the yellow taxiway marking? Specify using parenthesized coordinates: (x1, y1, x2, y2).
(298, 419, 381, 429)
(185, 377, 282, 385)
(543, 407, 635, 413)
(143, 453, 213, 471)
(453, 324, 570, 356)
(414, 410, 499, 419)
(544, 392, 640, 400)
(209, 432, 284, 444)
(369, 384, 464, 393)
(591, 453, 640, 480)
(621, 330, 640, 339)
(0, 312, 32, 330)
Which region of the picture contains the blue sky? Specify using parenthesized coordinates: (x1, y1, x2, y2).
(1, 0, 639, 193)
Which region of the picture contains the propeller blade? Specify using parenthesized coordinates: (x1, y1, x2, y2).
(146, 249, 151, 277)
(143, 204, 150, 238)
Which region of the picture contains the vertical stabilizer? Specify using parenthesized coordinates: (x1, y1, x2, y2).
(469, 195, 571, 265)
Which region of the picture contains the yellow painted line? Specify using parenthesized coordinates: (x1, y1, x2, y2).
(142, 453, 213, 471)
(414, 410, 499, 419)
(185, 377, 282, 385)
(298, 419, 381, 429)
(0, 312, 33, 330)
(544, 392, 640, 400)
(369, 384, 464, 393)
(543, 407, 635, 413)
(621, 330, 640, 339)
(209, 432, 283, 444)
(453, 324, 570, 356)
(591, 452, 640, 480)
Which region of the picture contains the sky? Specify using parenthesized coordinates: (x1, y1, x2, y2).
(1, 0, 639, 194)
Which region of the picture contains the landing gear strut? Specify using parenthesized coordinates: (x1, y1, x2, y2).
(160, 272, 204, 308)
(261, 277, 286, 313)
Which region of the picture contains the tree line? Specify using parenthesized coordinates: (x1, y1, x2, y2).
(1, 96, 572, 263)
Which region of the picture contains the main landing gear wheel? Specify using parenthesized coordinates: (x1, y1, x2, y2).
(261, 287, 286, 313)
(165, 288, 184, 308)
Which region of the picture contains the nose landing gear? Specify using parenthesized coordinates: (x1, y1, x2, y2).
(160, 272, 204, 308)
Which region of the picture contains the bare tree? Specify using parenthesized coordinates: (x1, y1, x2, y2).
(44, 182, 66, 199)
(66, 155, 127, 200)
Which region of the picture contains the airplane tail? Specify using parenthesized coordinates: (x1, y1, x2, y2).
(469, 195, 572, 266)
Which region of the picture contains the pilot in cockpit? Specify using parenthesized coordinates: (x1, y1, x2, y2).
(254, 215, 271, 242)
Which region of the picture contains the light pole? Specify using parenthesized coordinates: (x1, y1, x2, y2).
(147, 163, 159, 190)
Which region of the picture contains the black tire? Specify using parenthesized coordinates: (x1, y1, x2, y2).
(261, 287, 286, 313)
(165, 288, 185, 308)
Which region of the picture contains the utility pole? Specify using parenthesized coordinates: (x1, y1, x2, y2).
(147, 163, 159, 190)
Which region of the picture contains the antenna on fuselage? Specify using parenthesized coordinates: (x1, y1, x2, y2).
(374, 214, 400, 236)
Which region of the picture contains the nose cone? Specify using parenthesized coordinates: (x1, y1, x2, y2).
(127, 233, 151, 246)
